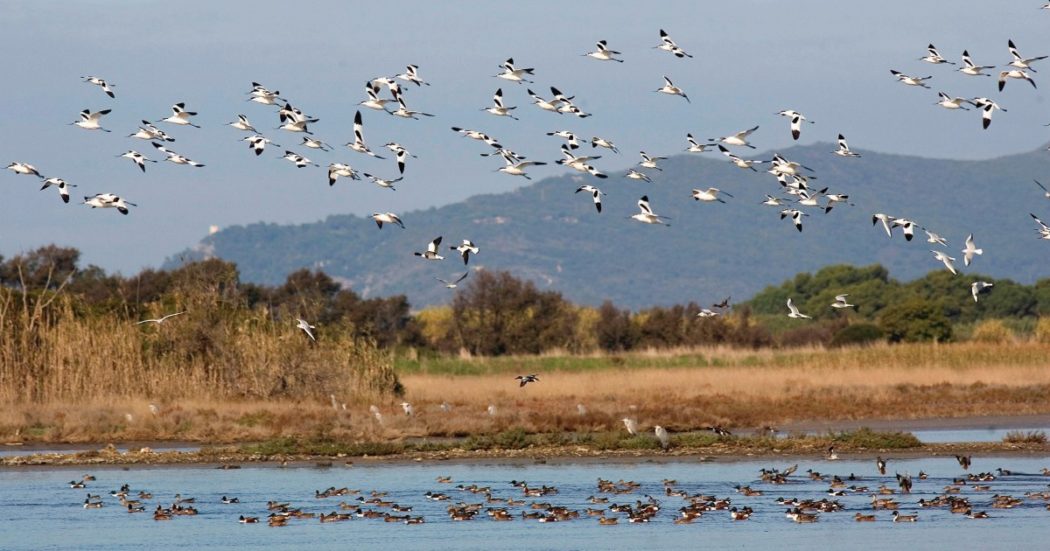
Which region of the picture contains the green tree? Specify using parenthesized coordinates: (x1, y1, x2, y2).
(878, 298, 953, 343)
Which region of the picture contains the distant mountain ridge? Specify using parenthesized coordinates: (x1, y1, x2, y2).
(168, 143, 1050, 309)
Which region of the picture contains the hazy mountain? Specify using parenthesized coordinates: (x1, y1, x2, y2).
(168, 143, 1050, 308)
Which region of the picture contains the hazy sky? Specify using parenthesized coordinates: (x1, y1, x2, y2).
(2, 0, 1048, 274)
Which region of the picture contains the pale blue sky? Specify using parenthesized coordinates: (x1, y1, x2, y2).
(1, 0, 1047, 273)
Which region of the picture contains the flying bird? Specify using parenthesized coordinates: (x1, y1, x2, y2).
(413, 236, 445, 260)
(919, 44, 954, 65)
(39, 177, 76, 203)
(83, 193, 136, 215)
(451, 240, 479, 265)
(584, 40, 624, 62)
(436, 272, 469, 289)
(998, 69, 1037, 91)
(71, 109, 112, 132)
(1033, 180, 1050, 199)
(281, 150, 318, 168)
(575, 184, 604, 212)
(711, 126, 759, 149)
(833, 134, 861, 157)
(890, 70, 933, 88)
(831, 294, 854, 309)
(371, 212, 405, 229)
(152, 143, 204, 167)
(935, 92, 971, 110)
(243, 135, 278, 156)
(958, 50, 994, 76)
(81, 76, 115, 98)
(691, 187, 733, 203)
(515, 374, 539, 387)
(685, 134, 717, 153)
(296, 318, 316, 342)
(495, 58, 535, 83)
(159, 103, 200, 128)
(483, 88, 518, 120)
(591, 136, 619, 153)
(781, 208, 808, 232)
(347, 111, 386, 158)
(932, 250, 958, 275)
(301, 137, 333, 151)
(630, 195, 670, 226)
(136, 312, 187, 325)
(119, 150, 156, 172)
(327, 163, 360, 186)
(362, 173, 403, 190)
(7, 162, 44, 178)
(625, 169, 652, 183)
(396, 64, 430, 86)
(1007, 39, 1047, 72)
(638, 151, 666, 170)
(962, 234, 983, 266)
(655, 76, 689, 102)
(655, 29, 692, 58)
(786, 298, 810, 319)
(971, 281, 994, 302)
(227, 114, 257, 132)
(129, 121, 175, 142)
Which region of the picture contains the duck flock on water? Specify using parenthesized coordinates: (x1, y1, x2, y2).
(72, 454, 1050, 525)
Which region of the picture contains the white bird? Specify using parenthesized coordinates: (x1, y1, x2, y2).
(575, 184, 604, 213)
(401, 402, 414, 416)
(711, 126, 759, 149)
(718, 145, 764, 171)
(498, 159, 546, 180)
(278, 102, 316, 124)
(152, 143, 204, 167)
(396, 64, 430, 87)
(591, 136, 619, 153)
(487, 404, 498, 416)
(362, 172, 402, 190)
(483, 88, 518, 120)
(919, 44, 954, 65)
(638, 151, 666, 171)
(781, 208, 808, 232)
(390, 95, 434, 120)
(436, 272, 469, 289)
(247, 82, 282, 105)
(622, 418, 638, 435)
(971, 281, 994, 303)
(1031, 213, 1050, 239)
(81, 76, 115, 98)
(359, 81, 395, 111)
(998, 69, 1036, 91)
(278, 118, 314, 134)
(370, 405, 383, 424)
(547, 130, 580, 149)
(327, 163, 360, 186)
(7, 162, 44, 178)
(691, 187, 732, 203)
(872, 213, 895, 238)
(414, 236, 445, 260)
(527, 87, 567, 113)
(833, 134, 861, 158)
(625, 169, 652, 183)
(890, 70, 933, 88)
(935, 92, 971, 110)
(39, 177, 76, 203)
(925, 229, 948, 246)
(227, 114, 257, 132)
(119, 150, 156, 173)
(558, 146, 607, 178)
(129, 120, 175, 142)
(282, 150, 318, 168)
(300, 137, 332, 151)
(786, 298, 810, 319)
(932, 250, 958, 275)
(1033, 180, 1050, 199)
(823, 193, 852, 214)
(296, 318, 316, 341)
(831, 294, 854, 309)
(71, 108, 112, 132)
(696, 308, 720, 318)
(654, 426, 670, 450)
(761, 195, 784, 207)
(371, 212, 405, 229)
(347, 111, 385, 158)
(159, 103, 200, 128)
(451, 240, 479, 265)
(584, 40, 623, 62)
(957, 50, 994, 76)
(450, 126, 501, 148)
(83, 193, 136, 215)
(630, 195, 670, 226)
(494, 57, 535, 83)
(655, 29, 692, 58)
(962, 234, 983, 266)
(136, 312, 186, 325)
(243, 135, 278, 156)
(685, 134, 717, 153)
(1007, 39, 1047, 72)
(655, 76, 689, 102)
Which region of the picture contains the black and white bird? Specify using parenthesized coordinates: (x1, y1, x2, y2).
(781, 208, 808, 232)
(919, 44, 954, 65)
(776, 110, 814, 140)
(925, 229, 949, 246)
(450, 127, 501, 148)
(81, 76, 115, 98)
(685, 134, 717, 153)
(414, 237, 445, 260)
(655, 29, 692, 58)
(1031, 213, 1050, 240)
(1033, 180, 1050, 199)
(281, 150, 318, 168)
(362, 172, 402, 190)
(371, 212, 405, 229)
(890, 70, 933, 88)
(1007, 39, 1047, 72)
(359, 81, 395, 111)
(296, 318, 316, 342)
(655, 76, 689, 102)
(558, 147, 607, 178)
(347, 111, 385, 158)
(247, 82, 283, 105)
(833, 134, 861, 157)
(515, 374, 539, 387)
(575, 184, 604, 213)
(242, 135, 278, 156)
(958, 50, 995, 76)
(436, 272, 469, 289)
(483, 88, 518, 120)
(625, 169, 652, 183)
(129, 121, 175, 142)
(971, 281, 994, 303)
(277, 118, 315, 134)
(591, 136, 619, 153)
(152, 143, 204, 167)
(40, 177, 75, 203)
(83, 193, 136, 215)
(71, 109, 112, 131)
(935, 92, 971, 110)
(495, 58, 535, 83)
(786, 298, 810, 319)
(718, 145, 764, 171)
(227, 114, 257, 132)
(136, 312, 186, 325)
(6, 162, 44, 178)
(159, 103, 200, 128)
(971, 98, 1006, 130)
(831, 294, 854, 309)
(300, 137, 332, 152)
(892, 218, 917, 241)
(932, 250, 958, 275)
(383, 143, 415, 174)
(390, 95, 434, 119)
(998, 69, 1036, 91)
(962, 234, 983, 266)
(638, 151, 666, 171)
(327, 163, 359, 186)
(396, 65, 430, 86)
(119, 150, 157, 172)
(692, 187, 732, 203)
(711, 126, 759, 149)
(497, 159, 546, 180)
(873, 213, 896, 237)
(547, 130, 580, 149)
(584, 40, 623, 62)
(824, 193, 852, 213)
(528, 88, 568, 113)
(451, 240, 479, 265)
(630, 195, 670, 226)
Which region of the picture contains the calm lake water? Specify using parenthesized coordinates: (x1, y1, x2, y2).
(2, 455, 1049, 550)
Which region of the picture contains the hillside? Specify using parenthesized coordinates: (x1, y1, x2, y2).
(168, 144, 1050, 308)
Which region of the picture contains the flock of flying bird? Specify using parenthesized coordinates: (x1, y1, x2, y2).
(5, 25, 1050, 349)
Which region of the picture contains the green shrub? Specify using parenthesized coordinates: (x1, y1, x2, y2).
(829, 323, 885, 348)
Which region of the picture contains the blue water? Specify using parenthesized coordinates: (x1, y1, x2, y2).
(2, 456, 1049, 550)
